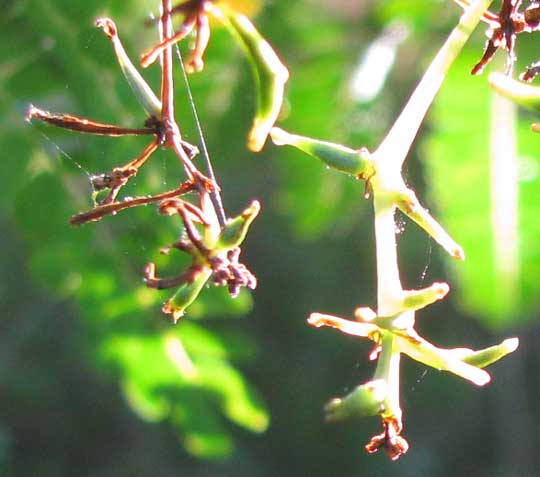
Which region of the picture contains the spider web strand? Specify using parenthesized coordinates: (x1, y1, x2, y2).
(174, 46, 227, 228)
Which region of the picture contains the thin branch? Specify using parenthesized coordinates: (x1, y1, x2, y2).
(26, 105, 157, 136)
(374, 0, 493, 169)
(70, 182, 195, 225)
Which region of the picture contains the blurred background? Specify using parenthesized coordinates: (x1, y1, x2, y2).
(2, 0, 540, 475)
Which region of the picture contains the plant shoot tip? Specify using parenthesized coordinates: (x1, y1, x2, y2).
(95, 17, 117, 39)
(307, 313, 324, 327)
(453, 247, 466, 260)
(433, 282, 450, 298)
(502, 337, 519, 353)
(269, 127, 290, 146)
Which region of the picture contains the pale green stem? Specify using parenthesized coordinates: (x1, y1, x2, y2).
(370, 0, 490, 313)
(368, 2, 492, 422)
(372, 194, 402, 422)
(373, 195, 403, 314)
(374, 333, 401, 420)
(374, 0, 492, 169)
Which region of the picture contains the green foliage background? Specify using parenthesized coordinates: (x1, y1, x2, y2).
(1, 0, 540, 475)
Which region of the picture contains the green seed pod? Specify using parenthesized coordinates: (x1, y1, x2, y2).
(162, 268, 212, 323)
(216, 7, 289, 152)
(215, 200, 261, 252)
(395, 331, 491, 386)
(454, 338, 519, 369)
(324, 379, 388, 422)
(393, 188, 465, 260)
(401, 282, 450, 311)
(271, 127, 375, 179)
(488, 72, 540, 111)
(96, 18, 162, 118)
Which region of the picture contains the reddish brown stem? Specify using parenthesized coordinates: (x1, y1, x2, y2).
(144, 262, 202, 289)
(26, 105, 157, 136)
(161, 0, 176, 128)
(70, 182, 195, 226)
(117, 140, 160, 175)
(99, 140, 161, 204)
(158, 0, 208, 183)
(159, 198, 210, 255)
(141, 15, 196, 68)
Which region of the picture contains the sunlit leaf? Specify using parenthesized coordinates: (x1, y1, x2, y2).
(424, 52, 540, 327)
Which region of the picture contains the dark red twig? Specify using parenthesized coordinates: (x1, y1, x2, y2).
(70, 182, 195, 225)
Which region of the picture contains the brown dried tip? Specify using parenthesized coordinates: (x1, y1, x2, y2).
(95, 17, 117, 39)
(521, 63, 540, 82)
(25, 104, 40, 123)
(453, 246, 466, 261)
(209, 248, 258, 298)
(365, 418, 409, 461)
(143, 262, 195, 290)
(26, 105, 156, 136)
(158, 198, 208, 225)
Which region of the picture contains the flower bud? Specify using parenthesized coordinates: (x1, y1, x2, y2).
(162, 268, 212, 323)
(452, 338, 519, 369)
(96, 18, 162, 118)
(217, 8, 289, 151)
(324, 379, 388, 422)
(215, 200, 261, 251)
(401, 282, 450, 311)
(271, 128, 375, 178)
(394, 188, 465, 260)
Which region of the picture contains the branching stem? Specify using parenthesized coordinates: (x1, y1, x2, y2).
(374, 0, 493, 169)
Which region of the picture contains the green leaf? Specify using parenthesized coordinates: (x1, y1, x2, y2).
(196, 357, 269, 433)
(424, 52, 540, 327)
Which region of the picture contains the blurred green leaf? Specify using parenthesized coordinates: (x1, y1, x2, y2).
(424, 52, 540, 327)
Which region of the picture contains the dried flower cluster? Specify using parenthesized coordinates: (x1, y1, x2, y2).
(27, 0, 288, 321)
(455, 0, 540, 78)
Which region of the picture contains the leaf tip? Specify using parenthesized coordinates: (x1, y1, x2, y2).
(502, 337, 519, 353)
(453, 245, 466, 261)
(307, 313, 324, 327)
(269, 127, 291, 146)
(25, 104, 41, 123)
(474, 370, 491, 387)
(95, 17, 117, 39)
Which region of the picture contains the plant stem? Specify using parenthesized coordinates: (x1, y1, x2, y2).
(374, 0, 493, 169)
(367, 1, 493, 419)
(373, 333, 401, 420)
(160, 0, 199, 181)
(161, 0, 175, 125)
(373, 195, 403, 315)
(370, 0, 492, 316)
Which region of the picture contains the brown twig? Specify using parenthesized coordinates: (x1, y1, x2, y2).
(144, 261, 204, 289)
(158, 0, 214, 189)
(26, 105, 158, 136)
(70, 182, 195, 225)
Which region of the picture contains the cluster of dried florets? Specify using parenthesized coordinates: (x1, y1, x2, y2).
(27, 0, 288, 321)
(455, 0, 540, 78)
